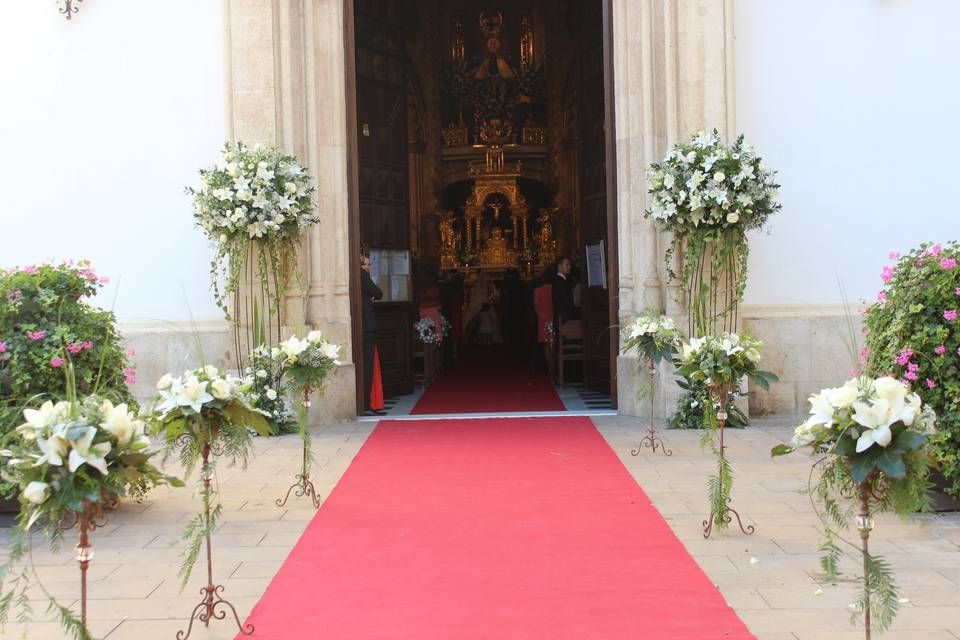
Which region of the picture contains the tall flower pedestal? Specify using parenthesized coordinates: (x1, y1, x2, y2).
(630, 360, 672, 457)
(276, 385, 321, 509)
(175, 435, 253, 640)
(702, 380, 755, 539)
(63, 500, 108, 627)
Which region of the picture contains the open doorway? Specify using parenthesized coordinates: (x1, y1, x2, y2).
(345, 0, 618, 417)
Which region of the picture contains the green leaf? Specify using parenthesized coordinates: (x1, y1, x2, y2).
(850, 451, 878, 483)
(889, 430, 927, 454)
(770, 443, 794, 457)
(834, 432, 858, 456)
(876, 450, 907, 479)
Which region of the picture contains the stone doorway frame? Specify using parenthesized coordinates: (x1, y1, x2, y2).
(223, 0, 735, 420)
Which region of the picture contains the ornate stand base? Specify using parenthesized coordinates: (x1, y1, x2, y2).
(702, 497, 756, 539)
(176, 584, 253, 640)
(275, 472, 321, 509)
(630, 426, 673, 457)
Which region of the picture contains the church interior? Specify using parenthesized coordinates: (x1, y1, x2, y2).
(353, 0, 615, 409)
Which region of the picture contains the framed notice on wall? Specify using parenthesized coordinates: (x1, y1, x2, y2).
(586, 240, 606, 289)
(368, 249, 411, 302)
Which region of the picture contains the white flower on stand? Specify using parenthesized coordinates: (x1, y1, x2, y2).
(22, 481, 50, 505)
(320, 341, 340, 364)
(67, 427, 111, 475)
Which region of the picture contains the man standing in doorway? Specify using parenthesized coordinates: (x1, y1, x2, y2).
(552, 256, 576, 326)
(361, 251, 384, 416)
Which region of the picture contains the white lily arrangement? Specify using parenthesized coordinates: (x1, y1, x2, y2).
(772, 377, 935, 634)
(621, 311, 684, 365)
(272, 330, 340, 400)
(0, 368, 181, 640)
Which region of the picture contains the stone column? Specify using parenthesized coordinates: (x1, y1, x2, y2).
(225, 0, 355, 421)
(612, 0, 736, 417)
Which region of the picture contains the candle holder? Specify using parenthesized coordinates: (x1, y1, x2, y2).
(702, 380, 754, 539)
(630, 359, 672, 457)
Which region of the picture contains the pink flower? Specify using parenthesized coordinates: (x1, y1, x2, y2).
(6, 289, 21, 302)
(908, 362, 920, 373)
(905, 371, 919, 381)
(888, 251, 901, 260)
(23, 265, 38, 275)
(931, 244, 943, 255)
(956, 287, 960, 297)
(935, 345, 947, 355)
(98, 276, 110, 285)
(123, 367, 136, 385)
(67, 342, 82, 354)
(881, 265, 894, 283)
(877, 291, 887, 303)
(127, 348, 136, 357)
(941, 258, 958, 270)
(82, 341, 93, 350)
(26, 331, 46, 341)
(50, 357, 64, 368)
(0, 341, 7, 354)
(862, 327, 871, 335)
(895, 348, 914, 366)
(945, 309, 958, 321)
(927, 378, 937, 389)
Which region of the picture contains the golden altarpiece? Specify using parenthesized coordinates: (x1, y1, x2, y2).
(405, 4, 583, 285)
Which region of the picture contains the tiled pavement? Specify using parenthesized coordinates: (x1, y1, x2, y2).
(2, 416, 959, 639)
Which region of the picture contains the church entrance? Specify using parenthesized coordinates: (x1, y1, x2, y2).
(346, 0, 618, 416)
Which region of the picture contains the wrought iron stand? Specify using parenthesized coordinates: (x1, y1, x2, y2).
(64, 499, 108, 627)
(276, 385, 321, 508)
(631, 360, 672, 457)
(857, 479, 875, 640)
(176, 441, 253, 640)
(702, 381, 755, 539)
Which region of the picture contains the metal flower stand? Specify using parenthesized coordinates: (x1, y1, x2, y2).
(64, 499, 108, 627)
(630, 359, 672, 457)
(702, 380, 755, 539)
(276, 385, 321, 509)
(176, 438, 253, 639)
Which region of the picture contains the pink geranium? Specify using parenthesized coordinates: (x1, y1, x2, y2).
(877, 291, 887, 303)
(941, 258, 958, 270)
(26, 331, 46, 341)
(956, 287, 960, 297)
(0, 341, 7, 354)
(935, 345, 947, 355)
(931, 244, 943, 255)
(895, 348, 914, 366)
(888, 251, 901, 260)
(127, 348, 136, 357)
(926, 378, 937, 389)
(945, 309, 958, 321)
(123, 367, 136, 385)
(905, 371, 919, 381)
(50, 357, 64, 368)
(881, 265, 894, 283)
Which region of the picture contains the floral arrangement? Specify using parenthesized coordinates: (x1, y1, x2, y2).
(772, 376, 934, 635)
(621, 311, 684, 366)
(863, 242, 960, 497)
(645, 130, 781, 336)
(676, 333, 777, 531)
(414, 316, 450, 345)
(273, 331, 340, 395)
(0, 376, 180, 639)
(188, 142, 318, 367)
(246, 345, 297, 435)
(0, 261, 135, 462)
(149, 365, 270, 588)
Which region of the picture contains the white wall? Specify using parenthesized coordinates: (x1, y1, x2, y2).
(0, 1, 225, 321)
(735, 0, 960, 306)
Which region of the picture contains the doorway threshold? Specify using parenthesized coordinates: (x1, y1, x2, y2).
(358, 409, 618, 422)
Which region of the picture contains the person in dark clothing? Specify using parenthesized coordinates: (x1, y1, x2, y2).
(552, 256, 576, 325)
(360, 252, 383, 416)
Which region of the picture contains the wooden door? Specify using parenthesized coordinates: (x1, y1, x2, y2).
(355, 0, 413, 396)
(577, 0, 611, 395)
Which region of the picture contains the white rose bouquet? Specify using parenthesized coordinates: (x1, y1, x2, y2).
(188, 141, 319, 323)
(246, 345, 297, 435)
(772, 377, 934, 634)
(645, 129, 781, 337)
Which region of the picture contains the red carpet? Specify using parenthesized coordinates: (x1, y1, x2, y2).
(411, 347, 565, 414)
(240, 417, 755, 639)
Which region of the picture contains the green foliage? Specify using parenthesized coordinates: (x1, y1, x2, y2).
(0, 261, 135, 458)
(246, 346, 297, 435)
(668, 382, 749, 430)
(864, 241, 960, 495)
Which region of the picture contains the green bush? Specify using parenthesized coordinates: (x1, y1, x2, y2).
(864, 241, 960, 495)
(0, 260, 135, 437)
